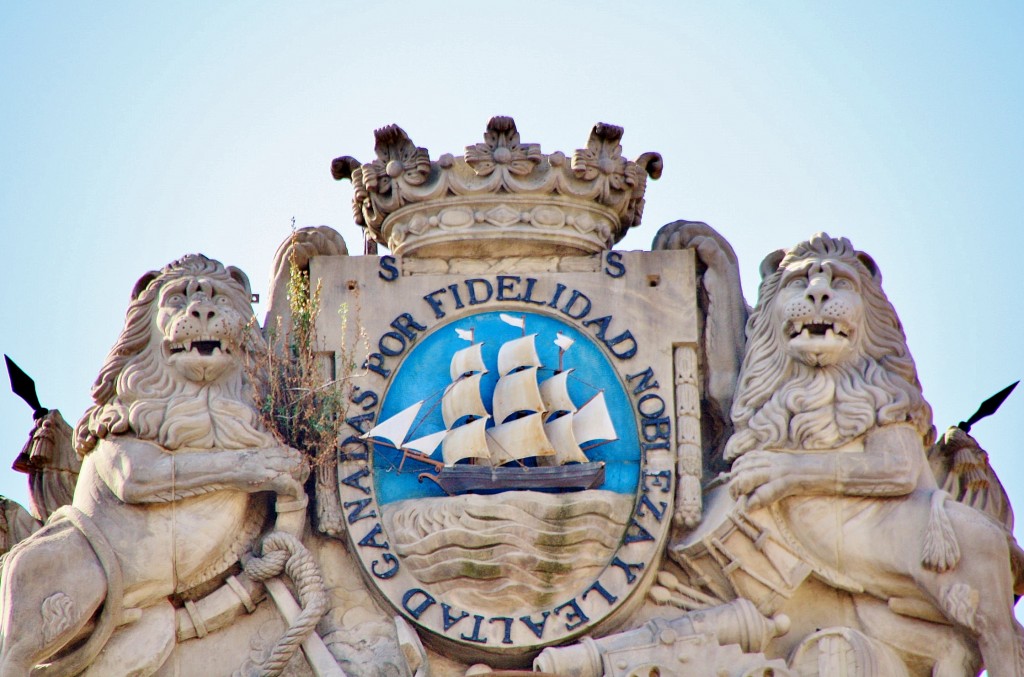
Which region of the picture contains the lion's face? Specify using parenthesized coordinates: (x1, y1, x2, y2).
(774, 256, 864, 367)
(725, 234, 933, 460)
(154, 275, 249, 384)
(76, 254, 274, 455)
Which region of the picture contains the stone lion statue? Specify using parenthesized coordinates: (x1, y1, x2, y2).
(711, 233, 1023, 675)
(0, 254, 307, 676)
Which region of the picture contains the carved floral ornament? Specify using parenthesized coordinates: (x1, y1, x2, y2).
(332, 116, 663, 256)
(464, 115, 542, 179)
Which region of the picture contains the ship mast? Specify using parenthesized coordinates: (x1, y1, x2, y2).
(360, 320, 618, 477)
(555, 331, 573, 372)
(439, 327, 492, 467)
(539, 333, 618, 465)
(481, 321, 557, 465)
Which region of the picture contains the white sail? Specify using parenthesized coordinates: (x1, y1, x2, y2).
(450, 342, 486, 380)
(442, 373, 489, 428)
(486, 412, 555, 465)
(404, 429, 447, 456)
(497, 334, 541, 377)
(539, 369, 576, 417)
(574, 392, 618, 445)
(442, 417, 491, 466)
(543, 413, 590, 465)
(360, 401, 423, 447)
(492, 366, 546, 424)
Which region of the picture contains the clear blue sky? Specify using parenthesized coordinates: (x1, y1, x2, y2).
(2, 0, 1022, 576)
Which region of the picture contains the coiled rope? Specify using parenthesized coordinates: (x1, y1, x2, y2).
(237, 531, 328, 677)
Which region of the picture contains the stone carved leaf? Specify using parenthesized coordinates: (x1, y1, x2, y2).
(572, 123, 627, 192)
(508, 152, 541, 176)
(571, 145, 600, 181)
(395, 145, 431, 187)
(368, 124, 432, 193)
(465, 116, 542, 178)
(349, 167, 368, 226)
(362, 159, 385, 194)
(624, 162, 641, 191)
(464, 143, 497, 177)
(630, 197, 647, 228)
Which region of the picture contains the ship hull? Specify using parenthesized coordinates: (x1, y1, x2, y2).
(419, 461, 606, 496)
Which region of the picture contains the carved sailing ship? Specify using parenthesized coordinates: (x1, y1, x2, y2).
(362, 316, 616, 495)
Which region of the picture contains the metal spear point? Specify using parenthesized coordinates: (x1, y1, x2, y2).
(5, 354, 48, 420)
(958, 381, 1019, 433)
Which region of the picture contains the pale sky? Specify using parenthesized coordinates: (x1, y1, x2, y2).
(2, 0, 1022, 586)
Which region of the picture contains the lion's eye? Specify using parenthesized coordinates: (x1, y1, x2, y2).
(214, 296, 230, 306)
(833, 278, 853, 290)
(167, 294, 186, 306)
(786, 278, 808, 289)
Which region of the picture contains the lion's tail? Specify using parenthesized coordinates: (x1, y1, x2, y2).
(922, 490, 961, 572)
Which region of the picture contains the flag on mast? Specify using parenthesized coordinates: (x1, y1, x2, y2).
(500, 313, 525, 330)
(455, 327, 474, 342)
(554, 332, 574, 351)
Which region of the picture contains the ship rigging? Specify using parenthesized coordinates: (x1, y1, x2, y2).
(361, 316, 617, 495)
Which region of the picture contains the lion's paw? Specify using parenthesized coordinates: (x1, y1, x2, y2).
(652, 220, 739, 268)
(271, 226, 348, 280)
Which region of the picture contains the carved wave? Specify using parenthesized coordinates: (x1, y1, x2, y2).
(382, 490, 633, 614)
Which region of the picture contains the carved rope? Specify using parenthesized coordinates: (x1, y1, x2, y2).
(240, 531, 329, 677)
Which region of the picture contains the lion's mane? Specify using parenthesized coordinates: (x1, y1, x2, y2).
(725, 234, 932, 461)
(75, 254, 275, 456)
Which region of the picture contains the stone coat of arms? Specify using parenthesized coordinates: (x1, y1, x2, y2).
(0, 116, 1021, 677)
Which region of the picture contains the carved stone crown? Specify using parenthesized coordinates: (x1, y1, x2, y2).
(332, 116, 662, 258)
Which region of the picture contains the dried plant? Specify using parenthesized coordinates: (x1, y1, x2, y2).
(253, 230, 354, 469)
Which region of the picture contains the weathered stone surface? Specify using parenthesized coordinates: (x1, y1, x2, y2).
(0, 497, 39, 556)
(13, 409, 82, 523)
(2, 119, 1020, 677)
(661, 231, 1024, 677)
(0, 255, 321, 676)
(333, 117, 662, 259)
(310, 247, 697, 667)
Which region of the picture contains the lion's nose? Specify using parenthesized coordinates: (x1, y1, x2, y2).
(805, 280, 831, 308)
(188, 301, 218, 323)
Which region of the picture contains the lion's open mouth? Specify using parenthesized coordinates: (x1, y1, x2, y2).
(168, 339, 229, 357)
(789, 321, 849, 340)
